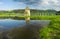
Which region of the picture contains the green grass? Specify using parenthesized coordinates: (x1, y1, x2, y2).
(0, 13, 16, 17)
(38, 15, 60, 39)
(30, 15, 60, 20)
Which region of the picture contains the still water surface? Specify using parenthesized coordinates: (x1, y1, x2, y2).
(0, 19, 50, 30)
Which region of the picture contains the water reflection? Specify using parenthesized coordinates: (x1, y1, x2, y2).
(0, 19, 50, 31)
(0, 19, 51, 39)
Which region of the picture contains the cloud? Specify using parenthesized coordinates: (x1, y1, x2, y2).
(37, 0, 60, 10)
(14, 0, 41, 5)
(17, 2, 24, 4)
(14, 0, 59, 5)
(41, 0, 49, 5)
(14, 0, 60, 10)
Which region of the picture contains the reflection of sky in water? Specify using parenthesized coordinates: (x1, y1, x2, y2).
(0, 19, 51, 30)
(0, 19, 26, 30)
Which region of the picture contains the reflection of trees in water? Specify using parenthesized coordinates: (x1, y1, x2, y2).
(0, 26, 39, 39)
(0, 24, 41, 39)
(0, 32, 8, 39)
(2, 32, 8, 39)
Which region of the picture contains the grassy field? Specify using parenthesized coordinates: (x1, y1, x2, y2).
(38, 15, 60, 39)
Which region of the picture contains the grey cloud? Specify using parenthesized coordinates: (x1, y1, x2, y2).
(13, 0, 60, 10)
(14, 0, 42, 5)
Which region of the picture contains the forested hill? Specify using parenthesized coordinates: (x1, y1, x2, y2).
(0, 9, 56, 13)
(12, 9, 56, 13)
(0, 9, 60, 15)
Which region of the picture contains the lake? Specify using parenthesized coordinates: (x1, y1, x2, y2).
(0, 19, 50, 31)
(0, 19, 51, 39)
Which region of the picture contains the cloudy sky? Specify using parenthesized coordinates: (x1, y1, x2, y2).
(0, 0, 60, 11)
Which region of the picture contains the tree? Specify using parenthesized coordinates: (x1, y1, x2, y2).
(13, 0, 40, 6)
(56, 11, 60, 15)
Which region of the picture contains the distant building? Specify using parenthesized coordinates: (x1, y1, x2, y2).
(24, 6, 30, 23)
